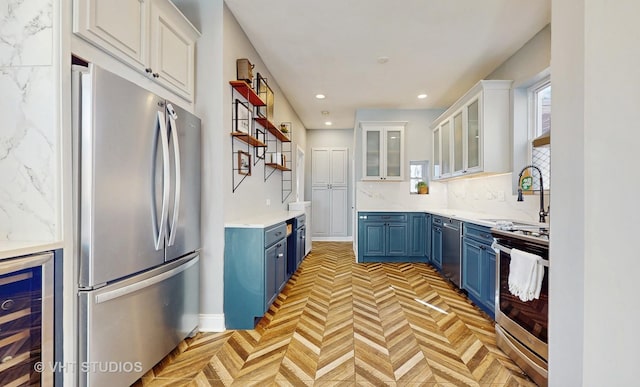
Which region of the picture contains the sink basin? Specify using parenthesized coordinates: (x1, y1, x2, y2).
(480, 218, 533, 227)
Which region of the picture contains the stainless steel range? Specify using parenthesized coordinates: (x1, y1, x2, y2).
(491, 226, 549, 387)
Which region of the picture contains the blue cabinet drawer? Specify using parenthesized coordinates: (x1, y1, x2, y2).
(359, 213, 407, 222)
(265, 223, 287, 247)
(463, 223, 494, 245)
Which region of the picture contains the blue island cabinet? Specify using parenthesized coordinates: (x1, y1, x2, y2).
(224, 222, 287, 329)
(461, 223, 496, 318)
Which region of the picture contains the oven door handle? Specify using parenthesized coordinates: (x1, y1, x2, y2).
(493, 243, 550, 267)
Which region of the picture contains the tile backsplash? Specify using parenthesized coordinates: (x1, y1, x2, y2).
(447, 173, 550, 223)
(357, 173, 549, 224)
(0, 0, 57, 241)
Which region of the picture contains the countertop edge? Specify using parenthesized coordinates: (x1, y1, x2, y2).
(225, 210, 305, 229)
(356, 209, 547, 229)
(0, 241, 64, 260)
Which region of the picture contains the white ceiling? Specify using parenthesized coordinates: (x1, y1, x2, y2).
(225, 0, 551, 130)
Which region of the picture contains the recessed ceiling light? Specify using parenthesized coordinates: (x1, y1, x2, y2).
(377, 56, 390, 64)
(315, 94, 326, 99)
(325, 121, 332, 126)
(417, 94, 428, 99)
(321, 110, 330, 116)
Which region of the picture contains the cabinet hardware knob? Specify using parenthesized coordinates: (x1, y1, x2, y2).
(277, 253, 284, 258)
(145, 68, 152, 73)
(153, 73, 160, 78)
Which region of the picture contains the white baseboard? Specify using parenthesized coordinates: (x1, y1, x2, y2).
(199, 314, 226, 332)
(312, 236, 353, 242)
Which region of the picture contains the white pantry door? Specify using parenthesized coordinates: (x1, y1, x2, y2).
(311, 148, 348, 239)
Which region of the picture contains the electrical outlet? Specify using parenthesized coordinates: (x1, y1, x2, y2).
(266, 199, 271, 206)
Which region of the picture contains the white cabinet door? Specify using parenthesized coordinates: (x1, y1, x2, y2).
(74, 0, 148, 67)
(311, 147, 349, 239)
(312, 148, 348, 187)
(150, 0, 199, 101)
(311, 187, 331, 237)
(74, 0, 199, 101)
(312, 148, 331, 186)
(361, 124, 405, 181)
(329, 148, 348, 186)
(330, 187, 348, 236)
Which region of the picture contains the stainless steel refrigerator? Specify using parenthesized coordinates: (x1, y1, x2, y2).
(71, 64, 201, 387)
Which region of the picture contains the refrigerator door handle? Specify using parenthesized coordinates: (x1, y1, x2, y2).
(94, 255, 198, 304)
(155, 110, 171, 251)
(167, 104, 181, 246)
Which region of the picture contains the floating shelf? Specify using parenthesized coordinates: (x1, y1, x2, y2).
(229, 81, 266, 106)
(255, 118, 291, 142)
(266, 163, 291, 171)
(231, 132, 267, 147)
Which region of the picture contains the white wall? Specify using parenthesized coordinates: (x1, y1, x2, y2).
(306, 129, 354, 235)
(171, 0, 226, 331)
(171, 1, 308, 330)
(551, 0, 640, 385)
(221, 6, 307, 223)
(548, 1, 583, 383)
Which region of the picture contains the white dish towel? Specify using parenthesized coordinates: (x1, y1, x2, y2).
(508, 248, 544, 302)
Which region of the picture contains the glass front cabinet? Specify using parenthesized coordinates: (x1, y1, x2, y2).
(361, 123, 406, 181)
(431, 80, 511, 180)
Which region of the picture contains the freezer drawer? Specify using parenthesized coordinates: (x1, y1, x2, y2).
(78, 254, 199, 387)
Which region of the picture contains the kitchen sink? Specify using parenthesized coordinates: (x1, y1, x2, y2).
(480, 218, 536, 227)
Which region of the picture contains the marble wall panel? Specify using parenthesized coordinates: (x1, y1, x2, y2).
(1, 0, 56, 241)
(0, 0, 53, 66)
(0, 66, 56, 240)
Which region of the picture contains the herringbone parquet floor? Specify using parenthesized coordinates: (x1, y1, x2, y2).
(134, 242, 535, 386)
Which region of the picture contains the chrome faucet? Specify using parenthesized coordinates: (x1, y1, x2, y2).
(517, 165, 549, 223)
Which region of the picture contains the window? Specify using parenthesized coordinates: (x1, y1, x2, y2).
(529, 79, 551, 191)
(409, 160, 429, 193)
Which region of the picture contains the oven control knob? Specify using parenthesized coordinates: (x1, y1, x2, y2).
(1, 300, 14, 311)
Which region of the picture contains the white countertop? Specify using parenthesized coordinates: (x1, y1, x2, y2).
(225, 210, 305, 228)
(0, 241, 64, 260)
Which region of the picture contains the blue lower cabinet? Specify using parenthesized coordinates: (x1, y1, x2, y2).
(359, 212, 428, 262)
(361, 222, 386, 256)
(224, 222, 288, 329)
(408, 213, 428, 257)
(461, 223, 496, 318)
(386, 222, 408, 256)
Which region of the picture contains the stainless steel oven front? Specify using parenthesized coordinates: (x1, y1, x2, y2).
(0, 252, 54, 386)
(493, 235, 548, 387)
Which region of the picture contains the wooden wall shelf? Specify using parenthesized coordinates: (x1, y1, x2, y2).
(229, 81, 266, 106)
(266, 163, 291, 171)
(255, 117, 291, 142)
(231, 132, 267, 147)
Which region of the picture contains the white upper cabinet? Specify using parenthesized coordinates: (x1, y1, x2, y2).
(74, 0, 200, 102)
(431, 80, 511, 180)
(361, 123, 406, 181)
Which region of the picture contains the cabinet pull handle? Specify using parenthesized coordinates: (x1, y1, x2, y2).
(275, 232, 282, 236)
(277, 253, 284, 258)
(153, 73, 160, 78)
(145, 68, 152, 74)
